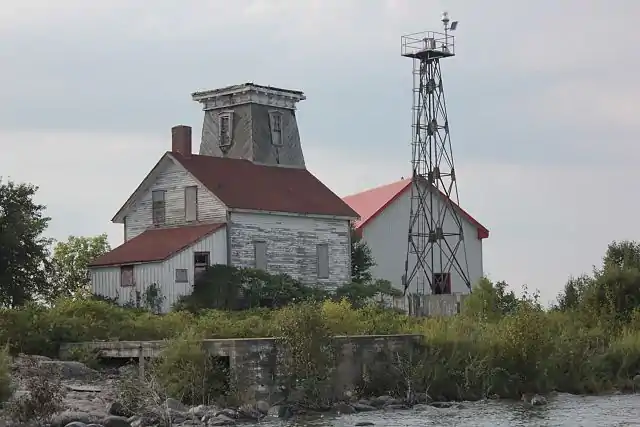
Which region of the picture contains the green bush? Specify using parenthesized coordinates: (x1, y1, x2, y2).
(2, 282, 640, 402)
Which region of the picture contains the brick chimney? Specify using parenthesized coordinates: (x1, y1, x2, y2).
(171, 125, 192, 158)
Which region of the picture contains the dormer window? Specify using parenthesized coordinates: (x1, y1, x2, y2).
(218, 111, 233, 147)
(269, 110, 283, 146)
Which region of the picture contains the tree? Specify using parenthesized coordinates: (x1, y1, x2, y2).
(50, 234, 111, 300)
(0, 179, 52, 307)
(350, 224, 375, 284)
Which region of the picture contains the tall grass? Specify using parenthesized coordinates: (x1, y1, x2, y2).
(1, 298, 640, 400)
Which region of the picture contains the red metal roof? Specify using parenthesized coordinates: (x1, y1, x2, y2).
(342, 178, 489, 240)
(170, 153, 359, 218)
(89, 223, 225, 267)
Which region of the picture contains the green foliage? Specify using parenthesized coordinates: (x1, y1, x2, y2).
(350, 225, 375, 284)
(334, 279, 402, 309)
(0, 344, 12, 404)
(49, 234, 111, 300)
(0, 179, 52, 308)
(153, 330, 229, 405)
(555, 240, 640, 324)
(175, 265, 328, 312)
(142, 283, 165, 314)
(275, 301, 335, 407)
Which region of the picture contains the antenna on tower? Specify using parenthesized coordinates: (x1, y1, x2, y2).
(400, 12, 471, 316)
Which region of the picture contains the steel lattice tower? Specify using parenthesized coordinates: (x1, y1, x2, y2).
(401, 13, 471, 310)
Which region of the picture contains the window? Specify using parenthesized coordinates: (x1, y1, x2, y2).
(254, 241, 267, 270)
(152, 190, 166, 225)
(120, 265, 134, 287)
(317, 244, 329, 279)
(218, 111, 233, 147)
(185, 186, 198, 221)
(432, 273, 451, 295)
(269, 111, 283, 146)
(175, 269, 188, 283)
(194, 251, 210, 279)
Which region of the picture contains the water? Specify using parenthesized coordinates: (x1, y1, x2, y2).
(259, 394, 640, 426)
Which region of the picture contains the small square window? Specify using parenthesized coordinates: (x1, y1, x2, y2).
(120, 265, 134, 287)
(175, 269, 188, 283)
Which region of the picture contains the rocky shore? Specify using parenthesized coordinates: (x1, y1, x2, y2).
(0, 355, 549, 427)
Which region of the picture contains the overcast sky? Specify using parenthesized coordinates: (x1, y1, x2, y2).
(1, 0, 638, 304)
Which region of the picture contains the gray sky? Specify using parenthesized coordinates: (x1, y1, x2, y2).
(1, 0, 638, 304)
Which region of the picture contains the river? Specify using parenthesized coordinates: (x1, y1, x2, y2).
(259, 394, 640, 426)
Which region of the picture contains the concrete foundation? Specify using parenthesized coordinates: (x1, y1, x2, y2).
(59, 334, 421, 401)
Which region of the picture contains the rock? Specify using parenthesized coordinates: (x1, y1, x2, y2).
(353, 403, 377, 412)
(107, 402, 131, 418)
(267, 405, 294, 419)
(215, 408, 238, 419)
(237, 403, 262, 420)
(530, 395, 548, 406)
(188, 405, 212, 418)
(414, 392, 431, 403)
(208, 414, 235, 426)
(384, 403, 410, 410)
(39, 360, 98, 380)
(164, 397, 188, 413)
(333, 402, 356, 414)
(64, 422, 88, 427)
(355, 423, 375, 427)
(430, 401, 456, 409)
(255, 400, 270, 414)
(52, 411, 100, 427)
(101, 415, 131, 427)
(86, 424, 104, 427)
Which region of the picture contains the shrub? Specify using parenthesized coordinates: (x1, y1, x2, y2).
(6, 357, 65, 424)
(153, 330, 230, 406)
(0, 344, 12, 404)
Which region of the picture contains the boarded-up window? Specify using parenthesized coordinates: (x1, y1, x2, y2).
(152, 190, 166, 225)
(175, 269, 188, 283)
(433, 273, 452, 295)
(269, 111, 283, 146)
(194, 252, 210, 280)
(254, 241, 267, 270)
(317, 244, 329, 279)
(185, 186, 198, 221)
(120, 265, 134, 287)
(219, 112, 233, 147)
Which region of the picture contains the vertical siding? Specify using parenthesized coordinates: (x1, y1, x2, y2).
(361, 187, 483, 295)
(90, 228, 227, 313)
(90, 264, 163, 307)
(161, 227, 227, 312)
(124, 158, 227, 240)
(229, 212, 350, 289)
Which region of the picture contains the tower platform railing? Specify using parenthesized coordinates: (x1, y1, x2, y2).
(401, 30, 455, 59)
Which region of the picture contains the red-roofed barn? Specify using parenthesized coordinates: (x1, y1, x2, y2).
(343, 179, 488, 296)
(89, 84, 358, 311)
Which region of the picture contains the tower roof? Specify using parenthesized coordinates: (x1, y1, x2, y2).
(342, 178, 489, 239)
(192, 82, 306, 110)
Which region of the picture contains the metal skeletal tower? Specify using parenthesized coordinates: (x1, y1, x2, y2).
(401, 12, 471, 306)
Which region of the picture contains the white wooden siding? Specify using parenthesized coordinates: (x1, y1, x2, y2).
(90, 227, 227, 313)
(229, 212, 350, 288)
(361, 186, 483, 295)
(123, 158, 227, 241)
